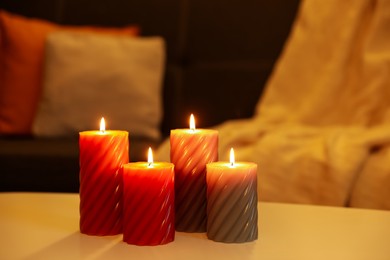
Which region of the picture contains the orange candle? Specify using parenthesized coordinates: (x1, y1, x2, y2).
(122, 148, 175, 246)
(79, 117, 129, 236)
(170, 114, 218, 232)
(206, 148, 258, 243)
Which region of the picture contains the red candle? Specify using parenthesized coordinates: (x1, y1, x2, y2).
(122, 148, 175, 246)
(170, 114, 218, 232)
(79, 117, 129, 236)
(206, 148, 258, 243)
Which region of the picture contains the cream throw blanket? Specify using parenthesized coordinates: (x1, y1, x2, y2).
(157, 0, 390, 210)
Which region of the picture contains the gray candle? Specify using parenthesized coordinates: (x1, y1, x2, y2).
(206, 149, 257, 243)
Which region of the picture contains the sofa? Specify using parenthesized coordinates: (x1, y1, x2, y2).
(0, 0, 300, 192)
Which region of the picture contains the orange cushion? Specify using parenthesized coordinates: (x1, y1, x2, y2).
(0, 10, 139, 135)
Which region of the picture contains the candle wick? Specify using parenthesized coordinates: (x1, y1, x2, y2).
(148, 162, 152, 167)
(230, 162, 234, 167)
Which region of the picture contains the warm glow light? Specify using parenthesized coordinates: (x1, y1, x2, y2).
(189, 114, 196, 131)
(100, 117, 105, 133)
(230, 148, 235, 167)
(148, 147, 153, 166)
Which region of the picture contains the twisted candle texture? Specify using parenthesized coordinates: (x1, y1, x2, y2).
(170, 129, 218, 232)
(206, 163, 258, 243)
(79, 131, 128, 235)
(122, 163, 175, 245)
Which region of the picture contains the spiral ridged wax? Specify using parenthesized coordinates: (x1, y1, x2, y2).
(170, 129, 218, 232)
(79, 130, 129, 236)
(122, 162, 175, 246)
(206, 162, 258, 243)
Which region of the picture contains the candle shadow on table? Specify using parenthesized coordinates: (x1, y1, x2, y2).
(98, 232, 258, 260)
(23, 231, 123, 260)
(23, 231, 258, 260)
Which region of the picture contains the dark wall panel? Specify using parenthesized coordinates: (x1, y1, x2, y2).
(181, 65, 272, 128)
(187, 0, 300, 62)
(0, 0, 63, 22)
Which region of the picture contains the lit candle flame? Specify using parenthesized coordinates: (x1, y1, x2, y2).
(148, 147, 153, 167)
(230, 148, 235, 167)
(190, 114, 196, 131)
(100, 117, 105, 133)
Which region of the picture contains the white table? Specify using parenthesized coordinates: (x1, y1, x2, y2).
(0, 192, 389, 260)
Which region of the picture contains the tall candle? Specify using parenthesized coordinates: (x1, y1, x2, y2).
(170, 114, 218, 232)
(122, 148, 175, 246)
(206, 148, 258, 243)
(79, 117, 129, 236)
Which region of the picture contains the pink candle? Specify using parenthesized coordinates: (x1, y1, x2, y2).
(122, 148, 175, 246)
(206, 148, 258, 243)
(79, 118, 129, 236)
(170, 114, 218, 232)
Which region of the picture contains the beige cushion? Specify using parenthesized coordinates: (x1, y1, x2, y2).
(33, 32, 165, 140)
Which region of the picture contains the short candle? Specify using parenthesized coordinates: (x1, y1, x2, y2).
(206, 148, 258, 243)
(122, 148, 175, 246)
